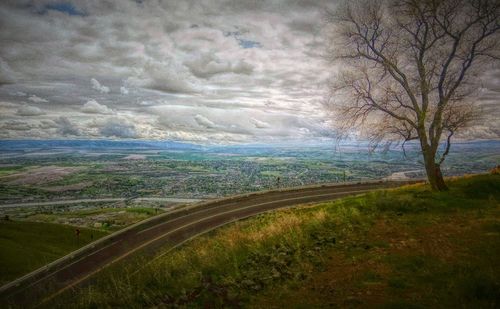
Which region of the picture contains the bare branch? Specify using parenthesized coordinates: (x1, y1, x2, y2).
(325, 0, 500, 190)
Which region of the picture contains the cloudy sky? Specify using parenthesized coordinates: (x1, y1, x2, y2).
(0, 0, 498, 143)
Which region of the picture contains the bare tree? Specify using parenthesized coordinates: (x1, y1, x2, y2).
(325, 0, 500, 190)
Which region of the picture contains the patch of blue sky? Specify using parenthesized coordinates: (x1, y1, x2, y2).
(223, 30, 261, 48)
(238, 39, 262, 49)
(43, 2, 86, 16)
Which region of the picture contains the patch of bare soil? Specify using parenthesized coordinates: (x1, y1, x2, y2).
(0, 166, 81, 185)
(122, 154, 147, 160)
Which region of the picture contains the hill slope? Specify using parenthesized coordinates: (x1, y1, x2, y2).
(0, 221, 107, 285)
(52, 174, 500, 308)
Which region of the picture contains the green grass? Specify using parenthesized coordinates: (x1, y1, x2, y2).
(0, 165, 23, 176)
(24, 206, 162, 231)
(47, 174, 500, 308)
(260, 170, 281, 177)
(0, 221, 108, 285)
(125, 207, 159, 215)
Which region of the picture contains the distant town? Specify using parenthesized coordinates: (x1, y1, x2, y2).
(1, 140, 498, 206)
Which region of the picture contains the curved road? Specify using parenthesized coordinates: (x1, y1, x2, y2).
(1, 180, 419, 306)
(0, 197, 203, 208)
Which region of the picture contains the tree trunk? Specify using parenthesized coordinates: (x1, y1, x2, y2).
(423, 153, 448, 191)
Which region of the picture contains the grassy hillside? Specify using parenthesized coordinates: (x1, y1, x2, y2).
(0, 221, 108, 285)
(24, 206, 162, 231)
(52, 174, 499, 308)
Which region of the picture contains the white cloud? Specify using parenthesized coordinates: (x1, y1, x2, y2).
(81, 99, 113, 114)
(250, 118, 270, 129)
(232, 60, 254, 75)
(9, 91, 27, 97)
(16, 105, 45, 116)
(55, 116, 81, 136)
(99, 118, 137, 138)
(184, 54, 254, 79)
(1, 120, 33, 131)
(139, 100, 155, 106)
(0, 57, 16, 85)
(39, 120, 58, 129)
(126, 61, 198, 94)
(299, 127, 311, 135)
(28, 95, 48, 103)
(0, 100, 17, 106)
(194, 114, 216, 128)
(0, 0, 497, 142)
(91, 78, 110, 94)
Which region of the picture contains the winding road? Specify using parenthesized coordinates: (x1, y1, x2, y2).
(0, 180, 420, 306)
(0, 197, 203, 208)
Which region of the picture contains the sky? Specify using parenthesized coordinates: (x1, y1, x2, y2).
(0, 0, 498, 144)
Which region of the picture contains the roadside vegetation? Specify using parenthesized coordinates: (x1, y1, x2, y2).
(0, 221, 108, 285)
(50, 174, 500, 308)
(24, 206, 162, 231)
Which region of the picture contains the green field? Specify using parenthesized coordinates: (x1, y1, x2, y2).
(25, 206, 163, 231)
(49, 174, 500, 308)
(0, 221, 108, 285)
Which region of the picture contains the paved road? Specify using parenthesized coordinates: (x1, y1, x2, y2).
(0, 197, 203, 208)
(0, 180, 418, 306)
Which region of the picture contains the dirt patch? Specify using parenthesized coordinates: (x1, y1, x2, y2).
(0, 166, 82, 185)
(122, 154, 147, 160)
